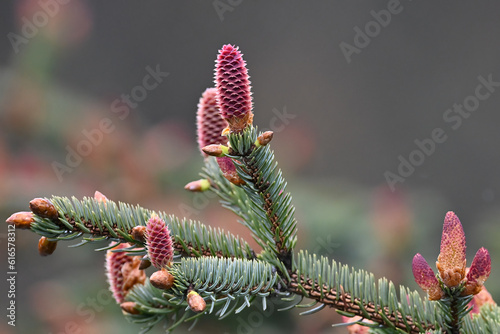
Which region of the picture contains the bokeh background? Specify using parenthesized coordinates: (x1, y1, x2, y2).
(1, 1, 500, 333)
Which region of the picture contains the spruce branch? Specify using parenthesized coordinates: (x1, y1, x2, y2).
(27, 196, 254, 259)
(225, 126, 298, 270)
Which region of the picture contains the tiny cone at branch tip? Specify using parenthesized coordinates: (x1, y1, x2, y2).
(120, 301, 140, 315)
(146, 214, 174, 269)
(463, 247, 491, 296)
(216, 156, 246, 186)
(436, 211, 466, 287)
(256, 131, 274, 147)
(6, 211, 34, 229)
(150, 268, 175, 290)
(38, 237, 57, 256)
(215, 44, 253, 133)
(412, 253, 444, 300)
(131, 225, 146, 243)
(184, 179, 211, 192)
(187, 290, 206, 313)
(94, 190, 108, 202)
(201, 144, 228, 157)
(197, 87, 228, 156)
(29, 198, 58, 220)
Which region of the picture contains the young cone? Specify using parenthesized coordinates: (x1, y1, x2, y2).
(412, 253, 444, 300)
(436, 211, 466, 287)
(215, 44, 253, 133)
(146, 214, 174, 269)
(197, 87, 228, 156)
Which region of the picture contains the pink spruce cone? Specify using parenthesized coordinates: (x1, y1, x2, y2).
(412, 253, 444, 300)
(436, 211, 467, 287)
(105, 243, 145, 304)
(197, 87, 228, 156)
(146, 214, 174, 269)
(215, 44, 253, 133)
(463, 247, 491, 296)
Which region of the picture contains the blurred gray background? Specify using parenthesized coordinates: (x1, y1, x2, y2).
(1, 1, 500, 333)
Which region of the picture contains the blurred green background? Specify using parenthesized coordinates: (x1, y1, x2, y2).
(1, 1, 500, 333)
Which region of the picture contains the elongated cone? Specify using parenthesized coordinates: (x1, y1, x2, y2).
(197, 87, 228, 157)
(30, 198, 58, 220)
(187, 290, 206, 313)
(215, 44, 253, 133)
(150, 268, 175, 290)
(106, 243, 146, 304)
(412, 253, 444, 300)
(38, 237, 57, 256)
(6, 211, 34, 229)
(217, 156, 245, 186)
(146, 214, 174, 269)
(436, 211, 466, 287)
(463, 247, 491, 296)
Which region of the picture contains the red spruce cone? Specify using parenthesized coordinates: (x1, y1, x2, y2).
(215, 44, 253, 132)
(197, 87, 228, 156)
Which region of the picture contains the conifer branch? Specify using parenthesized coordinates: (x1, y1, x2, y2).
(225, 127, 298, 270)
(29, 196, 254, 259)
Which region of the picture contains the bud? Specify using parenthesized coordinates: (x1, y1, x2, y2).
(150, 268, 175, 290)
(436, 211, 466, 287)
(412, 253, 444, 300)
(131, 226, 146, 243)
(139, 257, 151, 270)
(187, 290, 206, 313)
(217, 157, 245, 186)
(256, 131, 274, 147)
(197, 87, 228, 156)
(120, 301, 140, 314)
(38, 237, 57, 256)
(201, 144, 229, 157)
(6, 211, 34, 229)
(341, 316, 371, 334)
(146, 214, 174, 269)
(94, 190, 108, 202)
(215, 44, 253, 133)
(29, 198, 58, 220)
(462, 247, 491, 296)
(184, 179, 211, 192)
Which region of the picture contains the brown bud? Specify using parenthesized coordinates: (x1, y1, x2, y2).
(38, 237, 57, 256)
(29, 198, 58, 220)
(257, 131, 274, 146)
(131, 226, 146, 243)
(201, 144, 228, 157)
(184, 179, 211, 192)
(94, 190, 108, 202)
(150, 269, 175, 290)
(139, 258, 151, 270)
(6, 211, 34, 229)
(120, 301, 140, 314)
(187, 290, 206, 313)
(121, 257, 146, 293)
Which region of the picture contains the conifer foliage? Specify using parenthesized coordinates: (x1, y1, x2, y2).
(6, 45, 499, 333)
